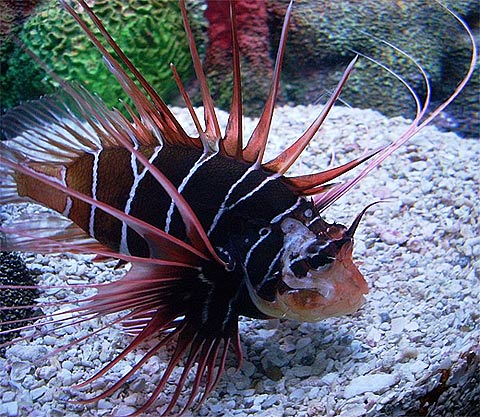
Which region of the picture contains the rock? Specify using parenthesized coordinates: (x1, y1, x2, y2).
(1, 0, 195, 111)
(30, 386, 47, 400)
(9, 361, 32, 382)
(344, 373, 398, 398)
(0, 401, 19, 417)
(267, 0, 478, 137)
(289, 387, 306, 401)
(0, 252, 39, 356)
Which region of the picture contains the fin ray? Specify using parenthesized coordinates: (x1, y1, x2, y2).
(242, 0, 294, 165)
(222, 0, 244, 160)
(179, 0, 221, 146)
(263, 56, 358, 174)
(1, 156, 208, 264)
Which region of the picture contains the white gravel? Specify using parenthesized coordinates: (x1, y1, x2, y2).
(1, 105, 479, 417)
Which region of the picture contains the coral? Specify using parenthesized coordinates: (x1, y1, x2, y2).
(0, 252, 39, 357)
(1, 0, 194, 112)
(266, 0, 478, 136)
(0, 0, 42, 39)
(204, 0, 273, 115)
(437, 5, 479, 135)
(0, 1, 50, 112)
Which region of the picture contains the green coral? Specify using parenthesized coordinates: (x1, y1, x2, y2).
(2, 0, 195, 112)
(1, 39, 53, 111)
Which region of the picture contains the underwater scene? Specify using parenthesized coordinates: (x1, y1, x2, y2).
(0, 1, 479, 416)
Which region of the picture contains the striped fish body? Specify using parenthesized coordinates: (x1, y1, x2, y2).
(0, 0, 475, 416)
(15, 137, 336, 322)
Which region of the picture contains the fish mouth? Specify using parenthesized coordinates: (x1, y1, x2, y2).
(273, 278, 367, 322)
(247, 241, 369, 322)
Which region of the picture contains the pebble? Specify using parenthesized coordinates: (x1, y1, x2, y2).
(6, 345, 48, 362)
(379, 312, 391, 323)
(62, 360, 75, 371)
(242, 360, 256, 377)
(30, 386, 47, 400)
(320, 372, 338, 386)
(296, 337, 312, 350)
(343, 373, 398, 398)
(380, 229, 408, 245)
(1, 105, 478, 417)
(114, 405, 137, 415)
(0, 401, 19, 417)
(397, 347, 419, 362)
(339, 405, 366, 417)
(2, 391, 15, 402)
(293, 365, 314, 378)
(36, 365, 57, 380)
(366, 327, 382, 346)
(57, 369, 72, 385)
(262, 394, 282, 408)
(390, 317, 407, 334)
(289, 388, 306, 401)
(98, 399, 113, 409)
(130, 378, 147, 392)
(10, 362, 32, 382)
(408, 360, 429, 375)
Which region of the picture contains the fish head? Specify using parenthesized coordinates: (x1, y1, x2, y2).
(247, 216, 368, 322)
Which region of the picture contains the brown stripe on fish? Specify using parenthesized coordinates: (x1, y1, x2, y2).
(93, 148, 135, 251)
(63, 152, 95, 235)
(16, 164, 69, 213)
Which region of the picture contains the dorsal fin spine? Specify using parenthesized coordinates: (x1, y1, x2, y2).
(263, 56, 358, 175)
(64, 0, 191, 144)
(242, 0, 294, 165)
(179, 0, 221, 144)
(222, 0, 244, 160)
(169, 62, 204, 142)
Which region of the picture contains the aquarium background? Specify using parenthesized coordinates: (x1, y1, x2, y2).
(1, 0, 478, 137)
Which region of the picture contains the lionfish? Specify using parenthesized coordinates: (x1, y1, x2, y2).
(0, 0, 476, 416)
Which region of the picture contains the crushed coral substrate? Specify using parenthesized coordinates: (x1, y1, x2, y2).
(1, 105, 479, 417)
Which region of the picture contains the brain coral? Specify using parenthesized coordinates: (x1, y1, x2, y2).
(267, 0, 478, 136)
(2, 0, 195, 111)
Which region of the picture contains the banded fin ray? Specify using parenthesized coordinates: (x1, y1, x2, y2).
(0, 251, 226, 417)
(2, 89, 220, 262)
(0, 216, 109, 256)
(0, 96, 103, 164)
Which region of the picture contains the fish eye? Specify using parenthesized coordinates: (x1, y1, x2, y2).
(306, 242, 328, 254)
(303, 208, 313, 218)
(307, 252, 333, 269)
(290, 258, 310, 277)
